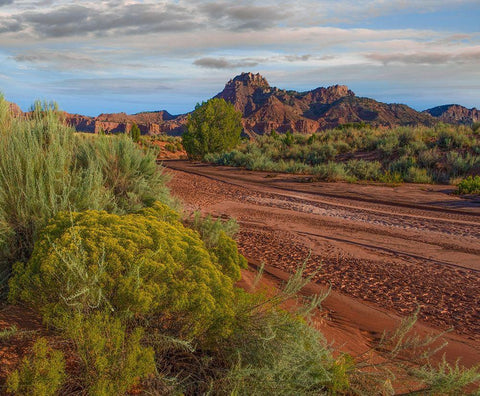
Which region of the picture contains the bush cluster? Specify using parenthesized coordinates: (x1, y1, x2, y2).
(206, 124, 480, 185)
(0, 99, 172, 294)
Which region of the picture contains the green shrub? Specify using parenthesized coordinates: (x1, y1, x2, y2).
(75, 134, 173, 212)
(182, 98, 243, 160)
(472, 121, 480, 133)
(437, 128, 468, 149)
(312, 162, 348, 181)
(205, 124, 479, 186)
(6, 338, 65, 396)
(405, 167, 433, 184)
(128, 122, 141, 143)
(410, 358, 480, 395)
(9, 202, 245, 339)
(164, 143, 176, 152)
(218, 300, 353, 395)
(65, 312, 154, 395)
(0, 93, 14, 131)
(345, 160, 382, 181)
(456, 176, 480, 195)
(378, 171, 404, 185)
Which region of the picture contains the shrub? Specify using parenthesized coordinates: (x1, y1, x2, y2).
(456, 176, 480, 195)
(437, 128, 468, 149)
(182, 98, 243, 160)
(9, 202, 246, 339)
(405, 167, 433, 184)
(6, 338, 65, 396)
(472, 121, 480, 133)
(345, 160, 382, 181)
(312, 162, 348, 181)
(129, 122, 141, 143)
(378, 171, 404, 185)
(65, 312, 154, 395)
(218, 299, 353, 395)
(75, 134, 173, 212)
(0, 101, 104, 273)
(0, 93, 14, 131)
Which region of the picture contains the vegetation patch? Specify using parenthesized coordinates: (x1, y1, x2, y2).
(206, 124, 480, 185)
(456, 175, 480, 195)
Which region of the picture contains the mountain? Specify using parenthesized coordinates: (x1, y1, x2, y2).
(215, 72, 436, 135)
(424, 104, 480, 125)
(6, 73, 478, 135)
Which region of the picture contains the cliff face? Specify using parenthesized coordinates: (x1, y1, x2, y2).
(424, 104, 480, 125)
(64, 111, 187, 136)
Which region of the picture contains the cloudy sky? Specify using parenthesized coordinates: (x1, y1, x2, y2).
(0, 0, 479, 116)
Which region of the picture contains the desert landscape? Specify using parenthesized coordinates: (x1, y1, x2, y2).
(1, 0, 480, 394)
(166, 160, 480, 362)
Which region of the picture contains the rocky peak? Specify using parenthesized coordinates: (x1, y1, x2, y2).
(228, 72, 270, 89)
(309, 85, 355, 104)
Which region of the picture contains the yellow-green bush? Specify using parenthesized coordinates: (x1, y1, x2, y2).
(6, 338, 65, 396)
(65, 312, 154, 395)
(9, 202, 246, 338)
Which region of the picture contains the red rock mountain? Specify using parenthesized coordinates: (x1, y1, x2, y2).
(424, 104, 480, 125)
(215, 73, 436, 135)
(6, 73, 478, 135)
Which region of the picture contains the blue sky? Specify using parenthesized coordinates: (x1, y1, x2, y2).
(0, 0, 479, 116)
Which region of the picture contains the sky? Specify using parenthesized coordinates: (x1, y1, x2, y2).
(0, 0, 479, 116)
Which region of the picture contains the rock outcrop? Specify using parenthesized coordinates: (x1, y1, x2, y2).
(424, 104, 479, 125)
(65, 111, 187, 136)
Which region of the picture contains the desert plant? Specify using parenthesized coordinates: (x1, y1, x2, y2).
(9, 202, 246, 339)
(456, 176, 480, 195)
(6, 338, 65, 396)
(129, 122, 141, 142)
(65, 312, 155, 395)
(182, 98, 243, 160)
(74, 133, 174, 212)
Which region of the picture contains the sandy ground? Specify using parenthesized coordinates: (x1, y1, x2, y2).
(165, 160, 480, 367)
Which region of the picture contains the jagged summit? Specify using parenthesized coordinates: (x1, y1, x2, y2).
(229, 72, 270, 88)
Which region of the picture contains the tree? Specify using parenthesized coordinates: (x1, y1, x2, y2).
(182, 98, 243, 160)
(129, 122, 141, 142)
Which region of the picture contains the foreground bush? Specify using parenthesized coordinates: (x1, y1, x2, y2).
(9, 202, 246, 339)
(65, 313, 155, 395)
(6, 338, 65, 396)
(0, 98, 172, 296)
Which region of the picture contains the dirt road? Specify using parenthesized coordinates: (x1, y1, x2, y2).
(164, 160, 480, 366)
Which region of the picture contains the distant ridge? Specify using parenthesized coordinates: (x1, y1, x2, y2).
(6, 72, 478, 135)
(424, 104, 479, 125)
